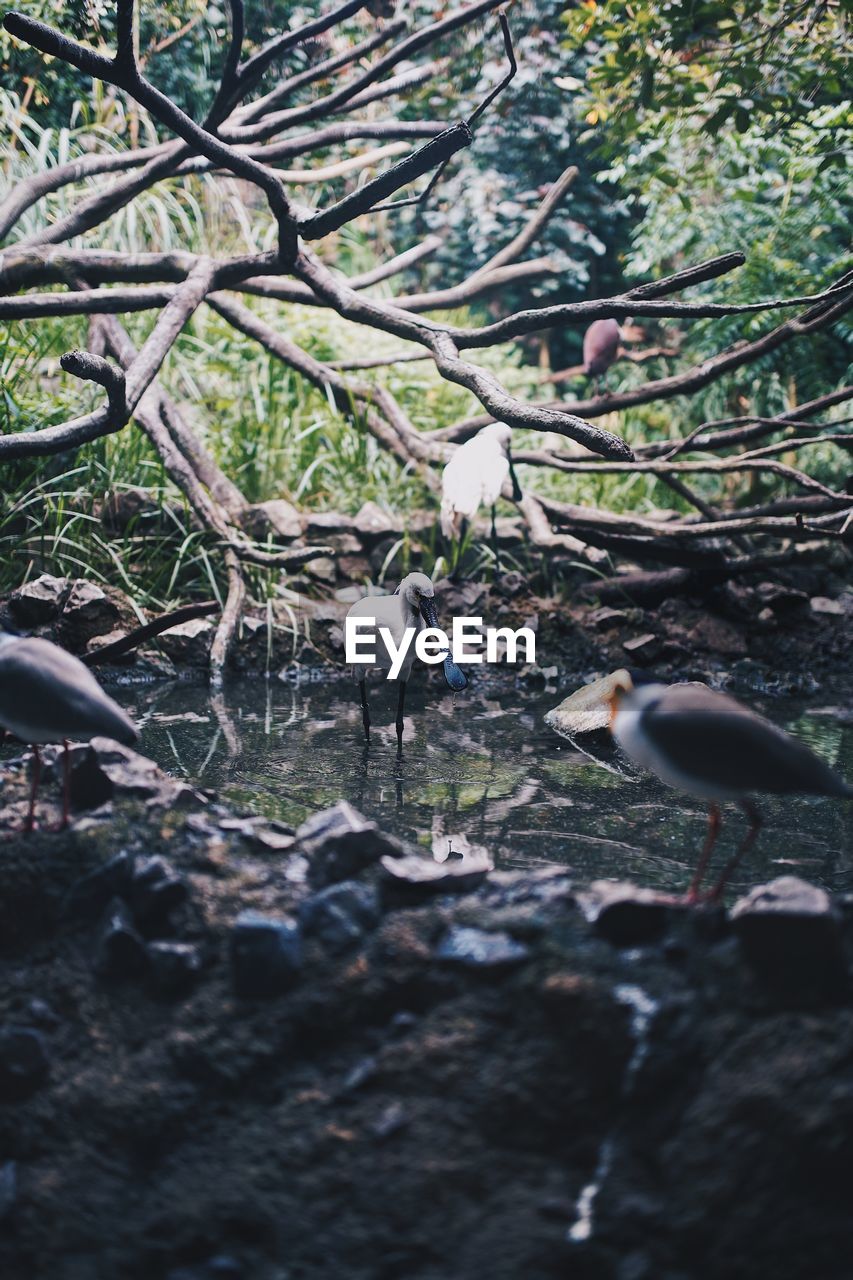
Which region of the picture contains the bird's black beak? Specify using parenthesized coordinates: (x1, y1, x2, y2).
(508, 453, 522, 502)
(419, 595, 468, 692)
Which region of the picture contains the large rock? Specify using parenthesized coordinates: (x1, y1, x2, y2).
(545, 673, 646, 779)
(7, 573, 69, 625)
(579, 880, 688, 946)
(58, 580, 130, 650)
(731, 876, 848, 1002)
(296, 802, 407, 886)
(230, 911, 303, 997)
(241, 499, 303, 542)
(380, 851, 492, 897)
(299, 880, 381, 953)
(156, 618, 216, 667)
(69, 739, 205, 812)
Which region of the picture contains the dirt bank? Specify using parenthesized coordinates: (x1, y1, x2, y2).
(0, 744, 852, 1280)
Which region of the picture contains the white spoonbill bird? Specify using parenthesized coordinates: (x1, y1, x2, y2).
(608, 669, 851, 902)
(440, 423, 522, 569)
(583, 318, 620, 396)
(0, 631, 138, 833)
(346, 572, 467, 753)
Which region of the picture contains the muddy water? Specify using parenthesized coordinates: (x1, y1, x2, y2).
(120, 673, 853, 899)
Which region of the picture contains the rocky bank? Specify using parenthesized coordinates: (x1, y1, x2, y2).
(1, 742, 853, 1279)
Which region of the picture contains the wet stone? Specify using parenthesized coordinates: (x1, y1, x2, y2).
(64, 850, 135, 919)
(299, 880, 380, 953)
(297, 802, 406, 886)
(94, 899, 148, 981)
(731, 876, 848, 1002)
(0, 1025, 50, 1100)
(380, 852, 492, 897)
(580, 881, 686, 946)
(435, 926, 529, 970)
(147, 942, 203, 996)
(231, 911, 303, 998)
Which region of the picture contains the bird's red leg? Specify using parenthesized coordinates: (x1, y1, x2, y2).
(704, 800, 763, 903)
(685, 803, 721, 903)
(24, 745, 41, 835)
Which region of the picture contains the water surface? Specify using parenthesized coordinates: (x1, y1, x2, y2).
(122, 675, 853, 899)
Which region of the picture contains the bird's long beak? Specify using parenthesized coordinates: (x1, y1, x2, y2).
(508, 453, 522, 502)
(419, 596, 468, 692)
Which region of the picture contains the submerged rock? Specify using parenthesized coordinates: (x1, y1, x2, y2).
(299, 880, 381, 952)
(230, 910, 303, 997)
(297, 802, 406, 886)
(0, 1025, 50, 1100)
(731, 876, 848, 1002)
(435, 925, 529, 969)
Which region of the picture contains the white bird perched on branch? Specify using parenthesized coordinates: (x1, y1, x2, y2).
(346, 572, 467, 754)
(440, 423, 522, 569)
(0, 631, 138, 833)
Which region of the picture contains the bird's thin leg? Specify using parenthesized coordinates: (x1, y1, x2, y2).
(24, 745, 41, 835)
(490, 504, 500, 576)
(60, 739, 71, 831)
(395, 680, 407, 758)
(704, 800, 763, 903)
(358, 679, 371, 743)
(685, 803, 721, 902)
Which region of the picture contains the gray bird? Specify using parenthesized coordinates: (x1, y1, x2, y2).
(608, 670, 851, 901)
(583, 318, 620, 396)
(0, 632, 138, 833)
(346, 572, 467, 754)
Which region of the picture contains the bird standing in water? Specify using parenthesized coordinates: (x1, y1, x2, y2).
(583, 318, 620, 396)
(0, 632, 138, 832)
(440, 423, 522, 572)
(346, 572, 467, 754)
(608, 670, 851, 902)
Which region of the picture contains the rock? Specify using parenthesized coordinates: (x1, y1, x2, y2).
(147, 942, 203, 996)
(685, 613, 747, 657)
(299, 880, 381, 953)
(545, 671, 630, 737)
(156, 618, 215, 667)
(130, 857, 189, 931)
(241, 498, 303, 541)
(57, 580, 125, 649)
(70, 739, 204, 811)
(230, 911, 303, 997)
(7, 573, 68, 625)
(352, 501, 397, 542)
(296, 802, 407, 886)
(731, 876, 848, 1002)
(381, 852, 492, 897)
(0, 1161, 16, 1222)
(306, 556, 337, 585)
(435, 926, 529, 969)
(0, 1025, 50, 1100)
(622, 633, 661, 664)
(755, 581, 809, 614)
(25, 999, 60, 1029)
(84, 628, 132, 661)
(587, 606, 630, 631)
(339, 1055, 379, 1095)
(94, 899, 149, 980)
(64, 850, 135, 919)
(100, 487, 160, 534)
(580, 881, 686, 946)
(810, 595, 845, 617)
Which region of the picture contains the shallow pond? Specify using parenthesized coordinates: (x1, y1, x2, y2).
(120, 673, 853, 900)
